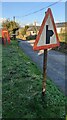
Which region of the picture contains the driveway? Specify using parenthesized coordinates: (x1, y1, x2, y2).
(18, 40, 67, 95)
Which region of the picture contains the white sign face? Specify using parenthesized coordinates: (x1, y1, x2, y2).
(37, 14, 57, 47)
(33, 8, 60, 51)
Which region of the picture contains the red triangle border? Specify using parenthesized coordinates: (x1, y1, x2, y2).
(33, 8, 60, 51)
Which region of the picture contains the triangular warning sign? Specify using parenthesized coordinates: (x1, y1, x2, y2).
(33, 8, 60, 50)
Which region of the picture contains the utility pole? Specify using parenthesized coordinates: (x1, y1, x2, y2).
(13, 16, 15, 22)
(13, 16, 16, 40)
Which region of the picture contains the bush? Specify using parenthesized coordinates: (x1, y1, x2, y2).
(58, 33, 67, 43)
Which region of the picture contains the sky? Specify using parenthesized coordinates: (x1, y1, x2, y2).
(0, 1, 66, 27)
(1, 0, 66, 2)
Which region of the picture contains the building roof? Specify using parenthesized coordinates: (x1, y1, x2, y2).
(56, 22, 67, 28)
(27, 22, 67, 32)
(27, 26, 40, 32)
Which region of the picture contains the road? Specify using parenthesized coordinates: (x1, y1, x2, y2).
(18, 40, 66, 95)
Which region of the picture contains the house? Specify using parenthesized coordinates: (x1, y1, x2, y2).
(56, 22, 66, 34)
(26, 22, 66, 36)
(17, 22, 67, 40)
(26, 25, 40, 36)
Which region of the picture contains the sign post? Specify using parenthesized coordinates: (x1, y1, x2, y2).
(33, 8, 60, 96)
(42, 11, 47, 96)
(42, 49, 47, 95)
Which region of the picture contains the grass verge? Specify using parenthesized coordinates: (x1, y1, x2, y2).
(2, 40, 67, 119)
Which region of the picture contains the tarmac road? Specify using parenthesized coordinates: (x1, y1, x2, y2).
(18, 40, 67, 95)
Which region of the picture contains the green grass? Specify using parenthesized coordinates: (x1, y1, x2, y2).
(0, 41, 2, 118)
(2, 40, 67, 119)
